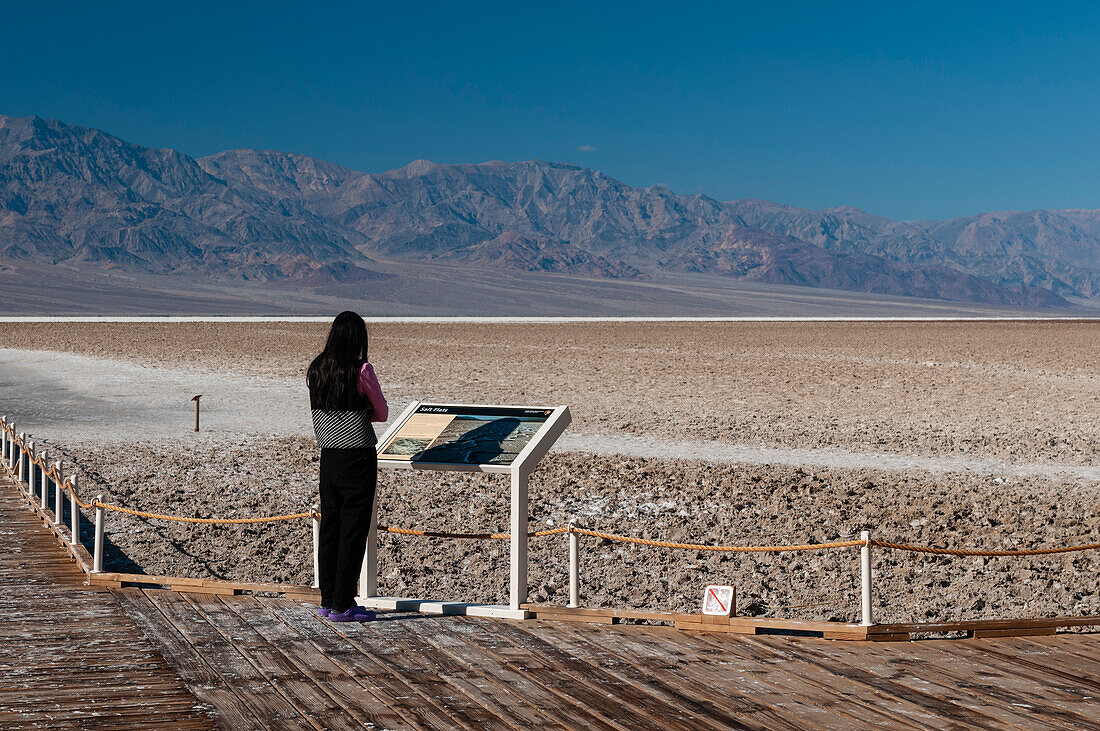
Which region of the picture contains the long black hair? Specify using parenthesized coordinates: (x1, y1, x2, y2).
(307, 311, 369, 410)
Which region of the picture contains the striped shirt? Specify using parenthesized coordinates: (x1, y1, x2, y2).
(310, 363, 388, 449)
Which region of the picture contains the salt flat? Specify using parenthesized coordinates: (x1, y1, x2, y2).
(0, 320, 1097, 624)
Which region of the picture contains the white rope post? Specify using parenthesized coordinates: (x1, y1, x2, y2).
(39, 449, 50, 512)
(0, 416, 7, 462)
(69, 472, 79, 545)
(93, 494, 105, 573)
(25, 439, 35, 496)
(311, 503, 320, 589)
(18, 436, 27, 487)
(52, 456, 62, 525)
(17, 433, 26, 485)
(48, 459, 59, 510)
(568, 521, 580, 608)
(860, 530, 874, 626)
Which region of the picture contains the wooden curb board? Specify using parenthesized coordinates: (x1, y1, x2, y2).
(522, 604, 1100, 642)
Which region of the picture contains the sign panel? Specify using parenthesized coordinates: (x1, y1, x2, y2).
(702, 584, 736, 617)
(378, 404, 555, 467)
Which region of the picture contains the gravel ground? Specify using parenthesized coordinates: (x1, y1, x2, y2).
(34, 433, 1099, 625)
(3, 320, 1099, 624)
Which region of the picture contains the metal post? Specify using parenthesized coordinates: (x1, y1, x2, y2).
(93, 494, 105, 573)
(509, 465, 529, 611)
(69, 472, 79, 545)
(568, 521, 580, 608)
(860, 530, 874, 626)
(192, 395, 201, 432)
(311, 504, 320, 589)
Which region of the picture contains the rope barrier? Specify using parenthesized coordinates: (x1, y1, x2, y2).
(4, 420, 1100, 555)
(379, 525, 569, 540)
(89, 501, 314, 524)
(570, 527, 865, 552)
(869, 539, 1100, 557)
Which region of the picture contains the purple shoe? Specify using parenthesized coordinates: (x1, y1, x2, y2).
(317, 606, 332, 618)
(329, 605, 376, 622)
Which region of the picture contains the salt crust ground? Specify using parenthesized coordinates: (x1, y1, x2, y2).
(2, 321, 1098, 623)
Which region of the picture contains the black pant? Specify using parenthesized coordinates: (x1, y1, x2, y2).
(318, 447, 377, 612)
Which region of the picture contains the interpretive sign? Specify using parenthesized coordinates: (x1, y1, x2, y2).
(378, 404, 555, 467)
(363, 401, 571, 618)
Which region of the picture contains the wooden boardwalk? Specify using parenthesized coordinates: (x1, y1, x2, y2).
(115, 591, 1100, 730)
(0, 479, 214, 728)
(4, 472, 1100, 728)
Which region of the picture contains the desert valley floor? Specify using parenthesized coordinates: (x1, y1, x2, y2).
(0, 320, 1097, 625)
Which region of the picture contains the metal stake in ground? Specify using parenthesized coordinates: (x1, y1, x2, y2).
(191, 395, 202, 432)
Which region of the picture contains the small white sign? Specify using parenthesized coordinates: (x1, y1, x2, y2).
(702, 584, 735, 616)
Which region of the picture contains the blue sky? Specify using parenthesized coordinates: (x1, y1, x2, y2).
(2, 1, 1099, 219)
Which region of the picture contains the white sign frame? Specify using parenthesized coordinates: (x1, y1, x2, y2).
(702, 584, 735, 617)
(358, 401, 571, 619)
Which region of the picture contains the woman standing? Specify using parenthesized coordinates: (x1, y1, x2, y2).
(307, 311, 389, 621)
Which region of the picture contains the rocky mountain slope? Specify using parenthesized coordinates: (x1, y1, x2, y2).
(1, 114, 1095, 308)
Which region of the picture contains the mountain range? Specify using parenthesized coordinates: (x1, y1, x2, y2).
(2, 114, 1099, 310)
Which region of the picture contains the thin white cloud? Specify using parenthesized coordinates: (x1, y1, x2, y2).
(576, 145, 596, 152)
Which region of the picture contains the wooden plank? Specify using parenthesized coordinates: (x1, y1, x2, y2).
(866, 633, 912, 642)
(822, 631, 879, 641)
(870, 615, 1100, 634)
(1022, 634, 1100, 674)
(971, 627, 1056, 639)
(261, 598, 470, 729)
(536, 614, 615, 624)
(0, 480, 214, 730)
(749, 634, 1040, 729)
(922, 636, 1100, 721)
(110, 588, 268, 730)
(465, 616, 716, 731)
(851, 636, 1100, 728)
(92, 572, 317, 597)
(674, 620, 759, 635)
(524, 604, 691, 623)
(401, 616, 619, 730)
(322, 612, 527, 729)
(794, 634, 1058, 728)
(184, 593, 364, 731)
(223, 595, 419, 731)
(629, 625, 927, 730)
(141, 589, 313, 730)
(379, 618, 563, 729)
(533, 619, 804, 730)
